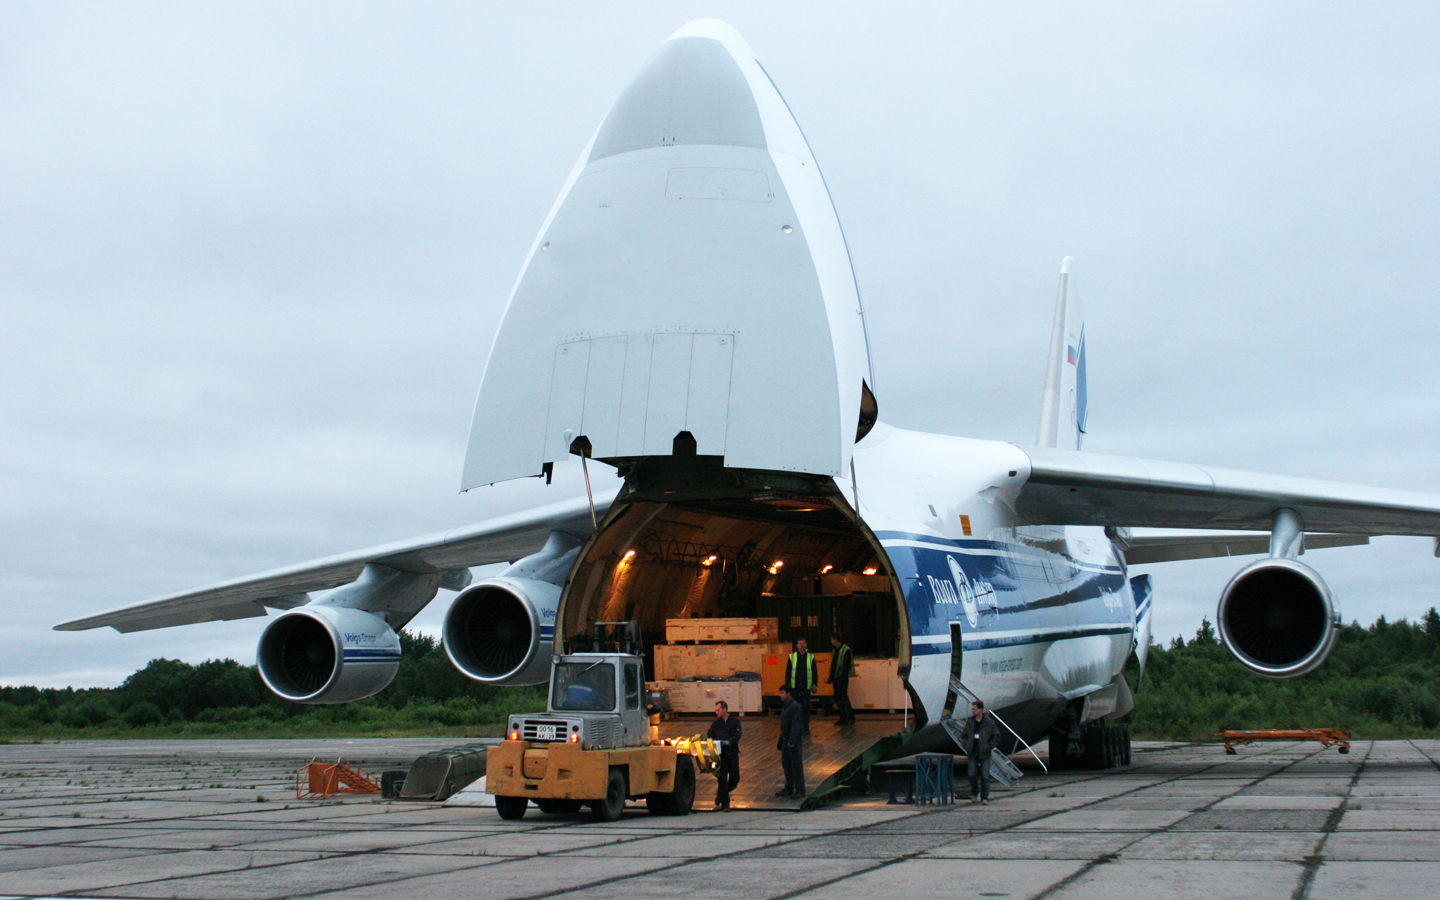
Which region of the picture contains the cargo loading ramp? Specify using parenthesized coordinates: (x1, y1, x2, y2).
(658, 714, 906, 810)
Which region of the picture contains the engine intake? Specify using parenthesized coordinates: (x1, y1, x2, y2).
(443, 577, 557, 685)
(256, 607, 400, 703)
(1217, 558, 1337, 678)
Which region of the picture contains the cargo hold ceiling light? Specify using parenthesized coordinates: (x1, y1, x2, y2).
(820, 565, 833, 574)
(701, 555, 718, 567)
(863, 566, 878, 575)
(768, 560, 785, 575)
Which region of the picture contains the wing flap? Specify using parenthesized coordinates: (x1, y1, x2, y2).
(1016, 446, 1440, 536)
(1124, 533, 1369, 565)
(55, 491, 614, 633)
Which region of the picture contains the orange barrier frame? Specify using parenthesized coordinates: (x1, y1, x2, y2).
(295, 758, 382, 799)
(1217, 729, 1351, 755)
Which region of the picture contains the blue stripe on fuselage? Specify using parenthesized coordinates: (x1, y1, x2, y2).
(875, 531, 1132, 650)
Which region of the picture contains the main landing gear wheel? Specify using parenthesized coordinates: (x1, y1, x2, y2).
(536, 799, 583, 814)
(591, 769, 627, 822)
(495, 795, 528, 820)
(1048, 729, 1074, 771)
(1120, 727, 1132, 766)
(1084, 725, 1108, 769)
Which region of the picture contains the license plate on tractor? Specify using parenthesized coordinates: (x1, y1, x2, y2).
(536, 725, 558, 741)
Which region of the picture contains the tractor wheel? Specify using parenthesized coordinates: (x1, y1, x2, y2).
(665, 755, 696, 815)
(495, 795, 528, 820)
(591, 769, 627, 822)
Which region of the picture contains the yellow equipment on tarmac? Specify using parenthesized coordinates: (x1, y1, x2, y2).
(487, 622, 700, 821)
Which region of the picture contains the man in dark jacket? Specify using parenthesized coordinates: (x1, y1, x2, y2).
(959, 699, 1001, 803)
(828, 632, 856, 727)
(706, 700, 742, 811)
(776, 686, 805, 797)
(784, 638, 818, 736)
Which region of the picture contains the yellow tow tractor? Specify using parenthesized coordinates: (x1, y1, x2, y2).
(487, 622, 724, 821)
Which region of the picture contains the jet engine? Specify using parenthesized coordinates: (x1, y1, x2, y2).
(443, 530, 580, 686)
(1217, 557, 1338, 678)
(256, 606, 400, 703)
(442, 577, 558, 685)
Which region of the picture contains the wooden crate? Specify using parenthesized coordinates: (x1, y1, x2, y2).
(646, 680, 697, 712)
(665, 617, 780, 643)
(653, 642, 789, 681)
(849, 658, 903, 711)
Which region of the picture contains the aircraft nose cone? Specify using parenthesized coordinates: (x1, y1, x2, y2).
(589, 28, 766, 163)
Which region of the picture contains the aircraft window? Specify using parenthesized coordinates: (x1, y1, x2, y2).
(624, 664, 641, 710)
(552, 662, 617, 712)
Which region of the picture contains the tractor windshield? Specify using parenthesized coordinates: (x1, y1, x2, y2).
(551, 661, 617, 712)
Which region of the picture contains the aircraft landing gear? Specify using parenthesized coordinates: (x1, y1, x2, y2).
(1049, 720, 1131, 771)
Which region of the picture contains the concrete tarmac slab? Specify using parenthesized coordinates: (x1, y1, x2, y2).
(1323, 831, 1440, 861)
(114, 852, 498, 900)
(788, 858, 1087, 899)
(1049, 859, 1304, 899)
(544, 857, 879, 900)
(0, 848, 321, 895)
(0, 739, 1435, 899)
(308, 856, 678, 900)
(1309, 861, 1440, 899)
(922, 830, 1144, 859)
(1012, 808, 1194, 830)
(1337, 809, 1440, 830)
(1122, 830, 1321, 861)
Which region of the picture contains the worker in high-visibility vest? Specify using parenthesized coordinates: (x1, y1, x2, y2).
(829, 631, 857, 727)
(784, 638, 818, 736)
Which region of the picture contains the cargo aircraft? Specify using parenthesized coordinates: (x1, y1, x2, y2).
(58, 20, 1440, 768)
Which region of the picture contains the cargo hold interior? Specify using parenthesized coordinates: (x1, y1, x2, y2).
(557, 479, 910, 717)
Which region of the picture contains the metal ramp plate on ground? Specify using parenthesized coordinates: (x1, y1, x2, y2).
(658, 713, 906, 810)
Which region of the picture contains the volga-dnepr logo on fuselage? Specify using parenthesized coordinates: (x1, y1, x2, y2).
(926, 555, 995, 628)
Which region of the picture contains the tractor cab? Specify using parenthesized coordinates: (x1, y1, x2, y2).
(506, 622, 651, 751)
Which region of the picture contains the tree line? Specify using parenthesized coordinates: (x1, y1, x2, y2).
(0, 632, 546, 738)
(1125, 609, 1440, 739)
(3, 613, 1438, 740)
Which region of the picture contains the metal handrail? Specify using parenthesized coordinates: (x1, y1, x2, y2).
(946, 676, 1047, 773)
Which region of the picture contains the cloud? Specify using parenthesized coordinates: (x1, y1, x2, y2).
(3, 3, 1437, 686)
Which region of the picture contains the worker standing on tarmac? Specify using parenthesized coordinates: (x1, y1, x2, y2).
(706, 700, 741, 811)
(828, 631, 857, 727)
(785, 638, 819, 736)
(776, 685, 805, 798)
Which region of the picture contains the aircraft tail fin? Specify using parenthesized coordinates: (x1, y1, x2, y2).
(1036, 257, 1088, 450)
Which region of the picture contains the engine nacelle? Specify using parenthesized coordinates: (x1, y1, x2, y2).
(1217, 558, 1338, 678)
(256, 606, 400, 703)
(443, 577, 558, 685)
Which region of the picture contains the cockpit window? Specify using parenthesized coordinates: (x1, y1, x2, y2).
(551, 662, 616, 711)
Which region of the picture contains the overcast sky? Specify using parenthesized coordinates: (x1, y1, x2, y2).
(4, 3, 1438, 689)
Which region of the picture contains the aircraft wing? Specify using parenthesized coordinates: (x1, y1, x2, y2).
(1014, 446, 1440, 538)
(1123, 533, 1369, 565)
(54, 491, 616, 633)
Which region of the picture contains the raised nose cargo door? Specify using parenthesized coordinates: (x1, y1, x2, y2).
(461, 20, 874, 489)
